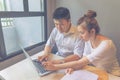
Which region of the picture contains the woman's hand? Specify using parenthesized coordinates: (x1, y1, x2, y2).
(42, 61, 57, 71)
(65, 68, 74, 74)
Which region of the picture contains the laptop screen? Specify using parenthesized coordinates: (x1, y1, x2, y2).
(20, 46, 53, 76)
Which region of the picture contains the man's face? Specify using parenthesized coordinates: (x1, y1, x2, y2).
(53, 19, 71, 33)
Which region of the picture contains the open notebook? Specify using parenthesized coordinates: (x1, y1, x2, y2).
(61, 70, 98, 80)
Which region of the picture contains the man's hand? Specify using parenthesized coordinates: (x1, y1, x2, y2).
(38, 45, 52, 62)
(38, 54, 49, 62)
(42, 59, 65, 70)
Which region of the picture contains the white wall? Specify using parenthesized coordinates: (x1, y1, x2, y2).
(55, 0, 120, 63)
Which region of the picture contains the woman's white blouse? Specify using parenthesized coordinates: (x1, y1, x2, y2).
(83, 40, 120, 76)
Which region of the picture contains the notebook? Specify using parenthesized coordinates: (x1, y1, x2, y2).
(21, 47, 53, 76)
(61, 70, 98, 80)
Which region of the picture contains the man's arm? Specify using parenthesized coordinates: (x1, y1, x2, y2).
(60, 37, 85, 63)
(44, 45, 52, 55)
(38, 45, 52, 61)
(38, 28, 57, 61)
(51, 38, 84, 64)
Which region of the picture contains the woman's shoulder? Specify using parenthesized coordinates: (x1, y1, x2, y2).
(98, 35, 112, 44)
(101, 40, 113, 46)
(98, 35, 116, 48)
(100, 39, 116, 50)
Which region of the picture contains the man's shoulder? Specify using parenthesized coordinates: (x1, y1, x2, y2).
(51, 27, 59, 34)
(52, 27, 57, 31)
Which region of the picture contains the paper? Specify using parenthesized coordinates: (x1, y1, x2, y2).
(61, 70, 98, 80)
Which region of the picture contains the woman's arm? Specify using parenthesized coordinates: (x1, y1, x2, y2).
(44, 57, 89, 70)
(55, 57, 89, 70)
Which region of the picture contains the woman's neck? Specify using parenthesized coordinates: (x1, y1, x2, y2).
(90, 34, 100, 48)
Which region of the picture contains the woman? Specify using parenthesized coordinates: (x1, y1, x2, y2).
(43, 10, 120, 76)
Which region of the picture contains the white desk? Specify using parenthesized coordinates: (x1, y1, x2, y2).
(0, 52, 64, 80)
(0, 51, 120, 80)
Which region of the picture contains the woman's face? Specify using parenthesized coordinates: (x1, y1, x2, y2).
(77, 22, 91, 41)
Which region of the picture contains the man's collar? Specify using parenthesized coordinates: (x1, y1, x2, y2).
(68, 25, 76, 33)
(63, 25, 76, 36)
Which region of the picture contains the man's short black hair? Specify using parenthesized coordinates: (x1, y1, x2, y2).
(53, 7, 71, 20)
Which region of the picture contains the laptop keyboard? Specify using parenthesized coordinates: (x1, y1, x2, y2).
(33, 60, 49, 74)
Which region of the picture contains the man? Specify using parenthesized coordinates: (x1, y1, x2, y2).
(38, 7, 84, 64)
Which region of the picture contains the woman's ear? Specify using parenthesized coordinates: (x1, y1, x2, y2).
(68, 19, 71, 22)
(90, 28, 95, 34)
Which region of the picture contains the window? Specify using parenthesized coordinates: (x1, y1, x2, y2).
(0, 0, 5, 11)
(0, 0, 47, 61)
(1, 18, 13, 27)
(0, 0, 14, 27)
(0, 0, 24, 11)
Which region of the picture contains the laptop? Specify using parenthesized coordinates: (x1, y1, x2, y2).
(21, 47, 53, 76)
(0, 75, 5, 80)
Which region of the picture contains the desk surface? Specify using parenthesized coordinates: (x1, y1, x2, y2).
(0, 52, 64, 80)
(0, 52, 120, 80)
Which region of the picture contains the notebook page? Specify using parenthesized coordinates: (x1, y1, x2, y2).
(61, 70, 98, 80)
